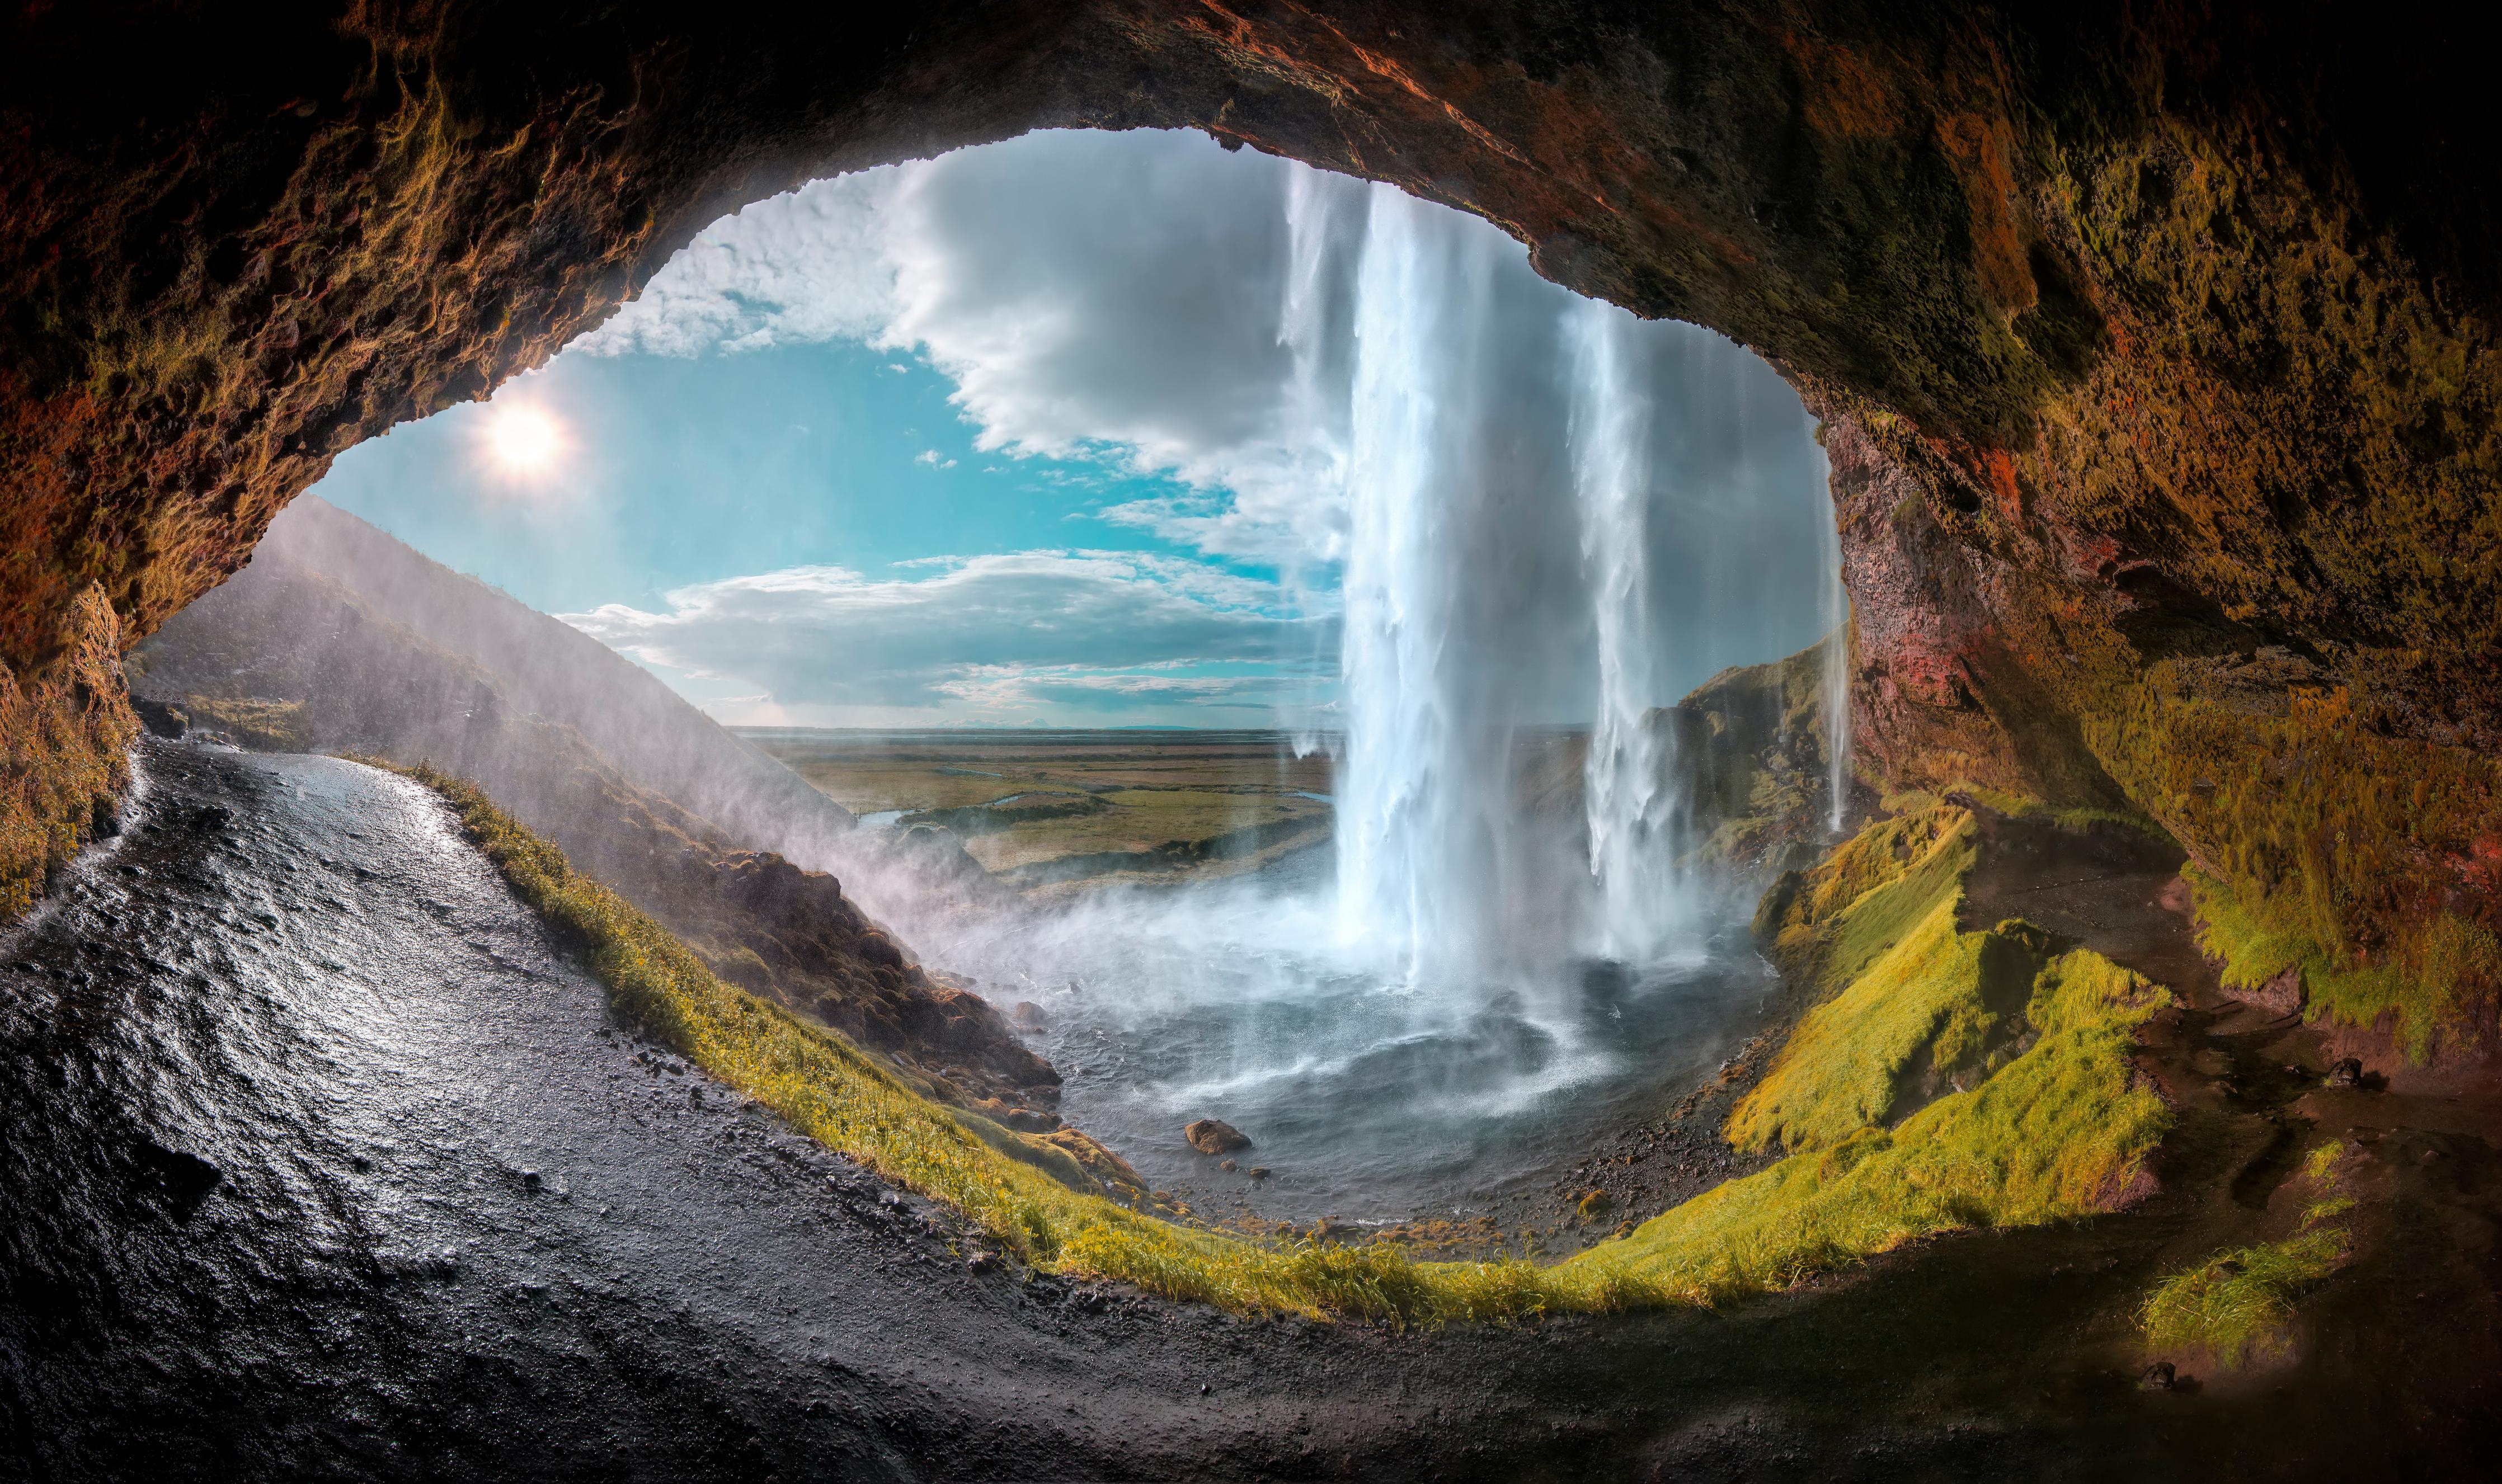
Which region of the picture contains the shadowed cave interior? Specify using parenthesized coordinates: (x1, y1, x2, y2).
(5, 4, 2502, 1480)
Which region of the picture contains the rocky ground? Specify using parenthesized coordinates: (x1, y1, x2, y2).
(4, 740, 2499, 1481)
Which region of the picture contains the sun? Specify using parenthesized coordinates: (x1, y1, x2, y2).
(481, 404, 568, 475)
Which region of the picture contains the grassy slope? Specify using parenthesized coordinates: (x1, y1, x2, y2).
(1620, 801, 2174, 1301)
(1577, 946, 2171, 1301)
(411, 764, 2177, 1323)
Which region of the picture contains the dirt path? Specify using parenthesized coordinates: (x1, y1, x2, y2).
(3, 743, 2494, 1481)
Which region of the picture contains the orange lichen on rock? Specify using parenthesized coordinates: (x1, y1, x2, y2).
(0, 587, 138, 921)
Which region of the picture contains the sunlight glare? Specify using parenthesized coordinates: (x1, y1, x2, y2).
(482, 404, 568, 477)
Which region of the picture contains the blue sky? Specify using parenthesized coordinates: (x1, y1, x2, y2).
(306, 129, 1835, 729)
(314, 341, 1252, 617)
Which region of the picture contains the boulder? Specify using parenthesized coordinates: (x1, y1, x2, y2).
(1184, 1118, 1252, 1155)
(2328, 1057, 2367, 1089)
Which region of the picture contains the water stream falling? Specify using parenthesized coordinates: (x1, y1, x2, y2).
(912, 143, 1847, 1219)
(1315, 181, 1701, 982)
(1572, 298, 1685, 963)
(1327, 185, 1579, 985)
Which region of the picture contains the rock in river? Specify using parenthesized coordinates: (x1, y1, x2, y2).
(1184, 1119, 1252, 1155)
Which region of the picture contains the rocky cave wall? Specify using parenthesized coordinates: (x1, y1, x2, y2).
(3, 1, 2496, 1045)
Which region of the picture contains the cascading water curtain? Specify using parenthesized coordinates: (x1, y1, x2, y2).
(1568, 299, 1683, 962)
(1305, 168, 1834, 984)
(1325, 185, 1535, 987)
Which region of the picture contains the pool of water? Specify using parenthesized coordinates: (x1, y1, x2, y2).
(930, 856, 1777, 1223)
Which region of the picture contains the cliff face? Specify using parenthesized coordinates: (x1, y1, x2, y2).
(1662, 640, 1858, 879)
(0, 589, 135, 920)
(3, 3, 2496, 1042)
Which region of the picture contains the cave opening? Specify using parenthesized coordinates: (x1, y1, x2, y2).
(12, 5, 2502, 1473)
(133, 127, 1853, 1226)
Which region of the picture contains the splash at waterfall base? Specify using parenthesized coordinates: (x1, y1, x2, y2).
(890, 166, 1872, 1231)
(919, 647, 1865, 1232)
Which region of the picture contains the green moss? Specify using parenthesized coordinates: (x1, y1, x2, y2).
(1732, 893, 2044, 1151)
(1577, 941, 2171, 1302)
(1735, 800, 2156, 1158)
(1883, 781, 2161, 843)
(1758, 802, 1978, 991)
(1670, 805, 2176, 1297)
(2139, 1143, 2353, 1368)
(1739, 804, 1990, 1150)
(2075, 659, 2502, 1062)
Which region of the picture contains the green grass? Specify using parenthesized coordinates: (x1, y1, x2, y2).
(1573, 941, 2172, 1299)
(2139, 1142, 2353, 1368)
(2091, 674, 2502, 1063)
(1738, 803, 2047, 1152)
(400, 763, 2180, 1323)
(1757, 802, 1978, 990)
(2187, 864, 2499, 1062)
(1675, 804, 2174, 1295)
(1881, 783, 2162, 842)
(1734, 891, 2013, 1151)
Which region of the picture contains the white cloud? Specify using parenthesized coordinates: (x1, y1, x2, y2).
(561, 550, 1331, 718)
(566, 130, 1368, 569)
(559, 128, 1840, 723)
(571, 169, 903, 356)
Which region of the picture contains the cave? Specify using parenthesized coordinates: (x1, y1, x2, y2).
(4, 3, 2499, 1478)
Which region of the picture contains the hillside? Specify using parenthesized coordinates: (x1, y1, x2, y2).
(206, 498, 1001, 928)
(130, 508, 1054, 1118)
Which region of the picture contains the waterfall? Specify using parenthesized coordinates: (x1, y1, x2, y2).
(1327, 187, 1544, 984)
(1295, 173, 1840, 983)
(1316, 185, 1682, 982)
(1569, 300, 1683, 960)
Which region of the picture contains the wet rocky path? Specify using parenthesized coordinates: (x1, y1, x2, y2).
(3, 741, 2492, 1481)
